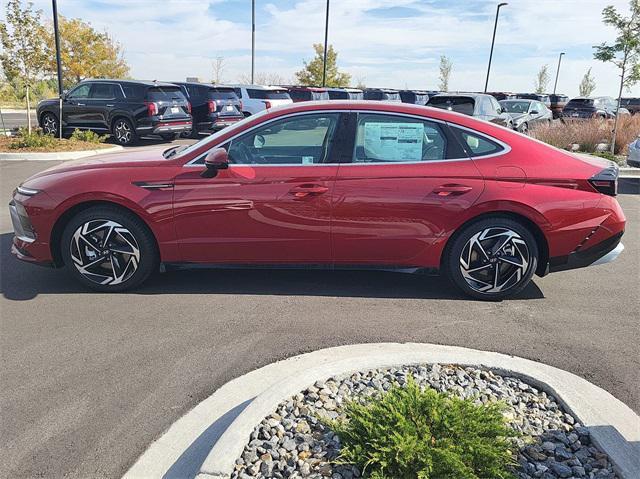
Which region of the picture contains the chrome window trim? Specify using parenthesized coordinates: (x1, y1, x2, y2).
(183, 109, 511, 167)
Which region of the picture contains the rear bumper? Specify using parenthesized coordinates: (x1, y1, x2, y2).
(549, 232, 624, 273)
(137, 121, 192, 135)
(196, 117, 243, 132)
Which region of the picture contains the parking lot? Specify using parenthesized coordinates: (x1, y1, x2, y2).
(0, 157, 637, 478)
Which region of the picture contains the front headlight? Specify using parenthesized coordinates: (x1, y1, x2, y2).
(16, 186, 40, 196)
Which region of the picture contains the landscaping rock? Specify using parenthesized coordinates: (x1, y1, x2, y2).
(231, 364, 618, 479)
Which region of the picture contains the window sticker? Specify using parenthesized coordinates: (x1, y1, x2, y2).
(363, 122, 424, 161)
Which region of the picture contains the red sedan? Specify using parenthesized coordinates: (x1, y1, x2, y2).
(9, 101, 625, 300)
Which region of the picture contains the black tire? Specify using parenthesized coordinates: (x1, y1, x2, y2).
(111, 118, 138, 146)
(519, 122, 529, 134)
(41, 112, 59, 136)
(444, 217, 538, 300)
(60, 206, 158, 292)
(160, 133, 179, 141)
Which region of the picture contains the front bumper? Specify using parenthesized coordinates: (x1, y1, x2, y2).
(549, 232, 624, 273)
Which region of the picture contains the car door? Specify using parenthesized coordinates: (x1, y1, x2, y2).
(331, 112, 485, 268)
(87, 82, 120, 131)
(172, 112, 346, 264)
(63, 83, 92, 129)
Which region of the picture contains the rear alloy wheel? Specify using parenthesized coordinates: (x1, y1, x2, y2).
(42, 113, 59, 136)
(446, 218, 538, 300)
(519, 122, 529, 134)
(112, 118, 137, 145)
(61, 206, 157, 292)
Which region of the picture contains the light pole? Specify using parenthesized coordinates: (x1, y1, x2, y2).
(484, 2, 507, 93)
(251, 0, 255, 84)
(553, 52, 565, 95)
(322, 0, 330, 87)
(52, 0, 63, 139)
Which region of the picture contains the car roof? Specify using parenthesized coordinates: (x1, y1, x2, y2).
(82, 79, 178, 88)
(326, 87, 363, 93)
(166, 81, 234, 89)
(500, 98, 533, 102)
(365, 88, 399, 93)
(228, 84, 288, 90)
(283, 86, 328, 92)
(432, 92, 486, 99)
(400, 90, 431, 94)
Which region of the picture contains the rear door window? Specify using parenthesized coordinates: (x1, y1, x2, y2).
(90, 83, 118, 99)
(352, 113, 450, 163)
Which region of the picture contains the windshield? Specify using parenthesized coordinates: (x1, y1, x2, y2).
(500, 101, 531, 113)
(170, 109, 270, 159)
(429, 97, 475, 115)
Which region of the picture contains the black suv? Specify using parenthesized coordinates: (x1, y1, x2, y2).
(37, 79, 192, 145)
(171, 82, 243, 137)
(363, 88, 401, 101)
(399, 90, 430, 105)
(621, 98, 640, 115)
(561, 96, 618, 120)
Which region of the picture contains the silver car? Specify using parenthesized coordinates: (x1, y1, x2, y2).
(499, 99, 553, 133)
(628, 135, 640, 168)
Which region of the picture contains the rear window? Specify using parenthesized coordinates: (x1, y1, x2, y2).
(312, 91, 329, 101)
(450, 127, 504, 157)
(429, 96, 475, 116)
(383, 92, 400, 101)
(146, 87, 186, 101)
(328, 90, 348, 100)
(247, 89, 290, 100)
(622, 98, 640, 106)
(208, 88, 237, 100)
(289, 90, 312, 102)
(566, 99, 595, 108)
(349, 92, 364, 100)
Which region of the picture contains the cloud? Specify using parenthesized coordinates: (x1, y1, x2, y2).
(3, 0, 638, 96)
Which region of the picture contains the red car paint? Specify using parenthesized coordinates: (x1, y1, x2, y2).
(11, 101, 625, 278)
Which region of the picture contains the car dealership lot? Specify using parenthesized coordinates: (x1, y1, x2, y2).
(0, 159, 638, 478)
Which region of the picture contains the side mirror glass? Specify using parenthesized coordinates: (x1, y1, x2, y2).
(253, 134, 265, 149)
(201, 148, 229, 178)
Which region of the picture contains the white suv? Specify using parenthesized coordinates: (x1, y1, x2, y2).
(230, 85, 293, 116)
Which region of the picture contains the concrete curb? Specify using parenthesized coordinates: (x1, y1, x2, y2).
(125, 344, 640, 479)
(0, 145, 123, 161)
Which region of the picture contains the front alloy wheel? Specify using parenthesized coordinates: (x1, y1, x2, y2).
(446, 219, 538, 300)
(42, 113, 58, 136)
(61, 206, 157, 291)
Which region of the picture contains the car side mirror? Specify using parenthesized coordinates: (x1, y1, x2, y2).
(530, 110, 539, 115)
(201, 148, 229, 178)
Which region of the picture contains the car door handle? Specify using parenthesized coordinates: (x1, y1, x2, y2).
(76, 103, 86, 106)
(289, 184, 329, 198)
(106, 104, 114, 107)
(433, 184, 473, 197)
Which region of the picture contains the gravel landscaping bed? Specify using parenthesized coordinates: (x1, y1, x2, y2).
(232, 364, 619, 479)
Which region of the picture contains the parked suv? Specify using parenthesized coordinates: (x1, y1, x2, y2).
(428, 93, 513, 128)
(230, 85, 292, 116)
(487, 92, 516, 101)
(549, 94, 569, 119)
(561, 96, 618, 120)
(399, 90, 430, 105)
(326, 88, 363, 100)
(37, 79, 192, 145)
(621, 98, 640, 115)
(516, 93, 551, 107)
(286, 86, 329, 102)
(172, 82, 243, 137)
(363, 88, 401, 102)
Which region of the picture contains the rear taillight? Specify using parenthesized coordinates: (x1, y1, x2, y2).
(186, 102, 192, 114)
(264, 100, 272, 109)
(589, 165, 618, 196)
(207, 100, 217, 113)
(145, 101, 158, 116)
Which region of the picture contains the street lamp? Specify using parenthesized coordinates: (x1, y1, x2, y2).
(52, 0, 63, 139)
(553, 52, 565, 95)
(322, 0, 330, 87)
(251, 0, 255, 84)
(484, 2, 507, 93)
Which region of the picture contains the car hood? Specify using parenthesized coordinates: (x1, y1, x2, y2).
(37, 97, 60, 108)
(506, 113, 529, 121)
(26, 148, 169, 181)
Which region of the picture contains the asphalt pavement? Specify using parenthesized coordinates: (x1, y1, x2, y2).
(0, 159, 638, 479)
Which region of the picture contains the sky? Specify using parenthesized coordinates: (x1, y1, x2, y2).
(4, 0, 640, 97)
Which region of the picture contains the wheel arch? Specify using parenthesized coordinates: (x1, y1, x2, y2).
(440, 210, 550, 277)
(50, 199, 159, 267)
(110, 113, 135, 131)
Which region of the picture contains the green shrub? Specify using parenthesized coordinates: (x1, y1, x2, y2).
(70, 128, 108, 144)
(8, 128, 58, 149)
(327, 376, 517, 479)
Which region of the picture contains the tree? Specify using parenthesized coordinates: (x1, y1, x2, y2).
(211, 56, 225, 84)
(578, 68, 597, 96)
(593, 0, 640, 154)
(0, 0, 50, 132)
(295, 43, 351, 87)
(48, 16, 129, 87)
(438, 56, 452, 91)
(534, 64, 550, 94)
(237, 71, 287, 85)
